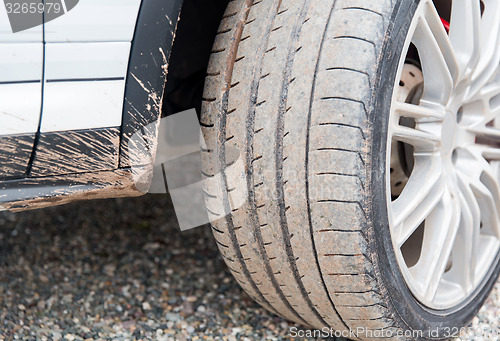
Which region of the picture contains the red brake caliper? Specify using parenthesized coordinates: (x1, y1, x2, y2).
(441, 18, 450, 33)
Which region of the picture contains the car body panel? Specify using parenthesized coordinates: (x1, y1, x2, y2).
(44, 0, 141, 43)
(0, 81, 41, 135)
(0, 10, 43, 179)
(0, 0, 184, 211)
(40, 79, 126, 132)
(43, 42, 131, 81)
(0, 44, 43, 138)
(36, 1, 141, 174)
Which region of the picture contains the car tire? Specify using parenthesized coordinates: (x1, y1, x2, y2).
(200, 0, 500, 338)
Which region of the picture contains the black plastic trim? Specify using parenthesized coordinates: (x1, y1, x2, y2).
(0, 167, 145, 212)
(119, 0, 184, 168)
(46, 77, 125, 83)
(0, 80, 41, 85)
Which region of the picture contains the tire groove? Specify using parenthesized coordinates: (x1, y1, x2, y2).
(320, 96, 369, 118)
(341, 6, 384, 18)
(332, 35, 377, 48)
(215, 0, 279, 316)
(325, 67, 372, 87)
(315, 172, 365, 190)
(317, 122, 366, 139)
(316, 200, 367, 219)
(275, 0, 335, 329)
(304, 0, 350, 332)
(242, 0, 308, 325)
(313, 148, 366, 165)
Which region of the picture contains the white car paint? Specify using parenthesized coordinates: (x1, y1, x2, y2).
(0, 43, 43, 82)
(0, 8, 43, 137)
(0, 83, 42, 135)
(0, 0, 142, 135)
(44, 0, 141, 43)
(40, 0, 142, 132)
(0, 43, 42, 135)
(44, 42, 131, 80)
(41, 80, 126, 132)
(40, 42, 131, 131)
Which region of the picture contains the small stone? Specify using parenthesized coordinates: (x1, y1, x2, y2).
(62, 294, 73, 303)
(185, 296, 197, 303)
(166, 313, 181, 322)
(121, 285, 131, 298)
(142, 302, 152, 310)
(182, 301, 193, 315)
(122, 320, 135, 330)
(103, 264, 116, 276)
(80, 326, 91, 334)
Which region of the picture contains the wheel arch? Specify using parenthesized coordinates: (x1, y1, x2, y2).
(119, 0, 184, 170)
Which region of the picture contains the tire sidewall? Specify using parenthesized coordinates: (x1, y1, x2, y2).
(370, 0, 500, 338)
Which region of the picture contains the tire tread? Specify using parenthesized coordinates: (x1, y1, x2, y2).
(202, 0, 405, 337)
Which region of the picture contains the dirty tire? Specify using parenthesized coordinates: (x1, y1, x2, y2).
(201, 0, 500, 339)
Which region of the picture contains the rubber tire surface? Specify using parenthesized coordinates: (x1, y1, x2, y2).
(200, 0, 500, 339)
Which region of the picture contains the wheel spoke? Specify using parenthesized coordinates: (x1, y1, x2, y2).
(449, 0, 482, 78)
(412, 0, 459, 105)
(480, 146, 500, 161)
(457, 147, 492, 179)
(392, 125, 441, 150)
(455, 173, 482, 291)
(473, 82, 500, 103)
(392, 155, 444, 246)
(468, 146, 500, 195)
(468, 83, 500, 131)
(470, 124, 500, 139)
(412, 189, 461, 302)
(472, 176, 500, 238)
(458, 147, 500, 237)
(476, 0, 500, 74)
(393, 101, 446, 121)
(470, 0, 500, 97)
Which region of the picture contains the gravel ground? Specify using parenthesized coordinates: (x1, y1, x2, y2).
(0, 195, 498, 340)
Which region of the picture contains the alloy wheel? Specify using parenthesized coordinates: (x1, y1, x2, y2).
(388, 0, 500, 310)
